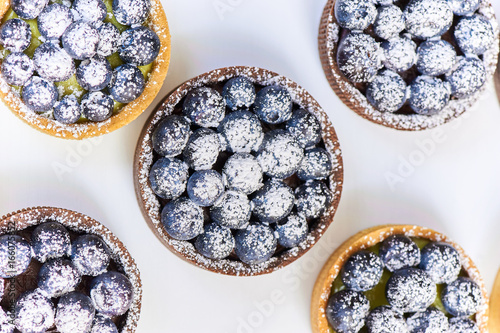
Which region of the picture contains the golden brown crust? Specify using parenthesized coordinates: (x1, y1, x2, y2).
(0, 206, 142, 333)
(318, 0, 500, 131)
(0, 0, 171, 139)
(311, 225, 489, 333)
(490, 269, 500, 333)
(133, 66, 344, 276)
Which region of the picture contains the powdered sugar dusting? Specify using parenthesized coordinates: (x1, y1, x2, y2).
(135, 66, 344, 276)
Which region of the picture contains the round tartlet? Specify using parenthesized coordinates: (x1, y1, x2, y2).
(0, 0, 171, 139)
(0, 206, 142, 333)
(319, 0, 500, 131)
(311, 225, 489, 333)
(134, 66, 344, 276)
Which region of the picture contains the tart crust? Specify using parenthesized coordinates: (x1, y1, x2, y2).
(0, 0, 171, 139)
(318, 0, 500, 131)
(310, 225, 489, 333)
(0, 206, 142, 333)
(134, 66, 344, 276)
(491, 268, 500, 333)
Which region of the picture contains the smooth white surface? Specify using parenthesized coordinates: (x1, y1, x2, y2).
(1, 0, 500, 332)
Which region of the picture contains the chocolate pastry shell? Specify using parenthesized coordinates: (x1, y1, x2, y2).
(310, 225, 489, 333)
(134, 66, 344, 276)
(318, 0, 500, 131)
(0, 206, 142, 333)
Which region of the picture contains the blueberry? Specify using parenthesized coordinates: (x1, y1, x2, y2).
(341, 250, 384, 292)
(234, 224, 277, 265)
(253, 85, 292, 124)
(0, 307, 14, 333)
(183, 128, 222, 170)
(71, 0, 107, 23)
(0, 19, 31, 52)
(161, 197, 204, 241)
(71, 234, 111, 276)
(38, 258, 81, 298)
(404, 0, 453, 39)
(195, 223, 235, 260)
(447, 0, 480, 16)
(406, 307, 449, 333)
(0, 277, 4, 300)
(113, 0, 150, 26)
(55, 292, 95, 333)
(38, 4, 74, 40)
(251, 179, 295, 223)
(217, 110, 263, 153)
(210, 190, 251, 229)
(54, 95, 82, 124)
(0, 235, 32, 278)
(187, 170, 224, 207)
(373, 5, 405, 40)
(31, 222, 71, 263)
(297, 148, 333, 181)
(119, 26, 160, 66)
(62, 21, 99, 60)
(379, 235, 421, 272)
(442, 277, 483, 317)
(14, 290, 55, 333)
(275, 213, 308, 248)
(285, 109, 322, 148)
(409, 76, 451, 115)
(90, 271, 134, 317)
(334, 0, 377, 31)
(326, 290, 370, 333)
(295, 180, 332, 220)
(81, 91, 114, 122)
(366, 70, 407, 113)
(34, 42, 75, 82)
(1, 52, 34, 86)
(256, 129, 304, 179)
(446, 56, 486, 98)
(152, 115, 191, 157)
(149, 157, 189, 199)
(183, 87, 226, 128)
(222, 153, 263, 194)
(109, 64, 145, 103)
(386, 268, 436, 313)
(366, 306, 409, 333)
(11, 0, 48, 19)
(222, 76, 256, 110)
(448, 317, 480, 333)
(338, 32, 383, 84)
(416, 40, 457, 76)
(22, 76, 58, 112)
(76, 56, 112, 91)
(382, 36, 417, 72)
(97, 23, 120, 57)
(419, 242, 461, 284)
(90, 314, 119, 333)
(455, 14, 494, 55)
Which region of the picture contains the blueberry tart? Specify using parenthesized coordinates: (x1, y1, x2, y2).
(134, 66, 344, 276)
(0, 207, 141, 333)
(0, 0, 170, 139)
(319, 0, 499, 130)
(311, 225, 489, 333)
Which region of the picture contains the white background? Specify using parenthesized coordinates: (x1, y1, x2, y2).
(1, 0, 500, 332)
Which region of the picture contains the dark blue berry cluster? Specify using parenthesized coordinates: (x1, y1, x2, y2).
(149, 76, 336, 265)
(334, 0, 494, 115)
(0, 221, 133, 333)
(326, 235, 483, 333)
(0, 0, 159, 124)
